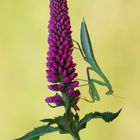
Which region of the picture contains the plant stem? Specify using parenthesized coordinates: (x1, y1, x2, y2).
(72, 135, 81, 140)
(71, 130, 80, 140)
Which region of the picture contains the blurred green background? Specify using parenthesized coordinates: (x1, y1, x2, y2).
(0, 0, 140, 139)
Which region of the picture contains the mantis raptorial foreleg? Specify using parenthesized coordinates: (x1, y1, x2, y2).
(77, 73, 123, 101)
(76, 78, 107, 86)
(87, 67, 100, 101)
(88, 67, 113, 95)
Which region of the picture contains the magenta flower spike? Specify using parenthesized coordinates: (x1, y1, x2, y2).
(45, 0, 80, 112)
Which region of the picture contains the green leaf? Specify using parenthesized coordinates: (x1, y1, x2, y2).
(74, 113, 80, 123)
(40, 114, 74, 134)
(78, 109, 122, 131)
(14, 126, 60, 140)
(78, 112, 100, 130)
(40, 118, 53, 123)
(41, 116, 63, 127)
(56, 114, 73, 134)
(101, 109, 122, 122)
(41, 114, 74, 134)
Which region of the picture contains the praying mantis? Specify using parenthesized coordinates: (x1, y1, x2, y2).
(73, 19, 113, 102)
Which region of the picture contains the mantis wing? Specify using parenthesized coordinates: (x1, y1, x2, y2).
(80, 19, 99, 69)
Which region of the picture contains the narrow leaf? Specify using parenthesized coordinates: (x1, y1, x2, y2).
(101, 109, 122, 122)
(40, 118, 53, 123)
(74, 113, 80, 123)
(78, 112, 100, 130)
(15, 126, 60, 140)
(78, 109, 122, 131)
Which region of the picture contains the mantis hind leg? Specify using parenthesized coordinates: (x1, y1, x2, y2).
(88, 67, 113, 95)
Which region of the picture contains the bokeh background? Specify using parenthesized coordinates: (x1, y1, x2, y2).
(0, 0, 140, 139)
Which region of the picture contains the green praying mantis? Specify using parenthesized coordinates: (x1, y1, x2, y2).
(60, 19, 121, 103)
(72, 19, 114, 102)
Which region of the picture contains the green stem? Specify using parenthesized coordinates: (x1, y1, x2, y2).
(71, 128, 80, 140)
(72, 134, 81, 140)
(62, 92, 71, 114)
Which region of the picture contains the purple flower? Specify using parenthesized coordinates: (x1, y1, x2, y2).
(45, 0, 80, 111)
(45, 93, 63, 106)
